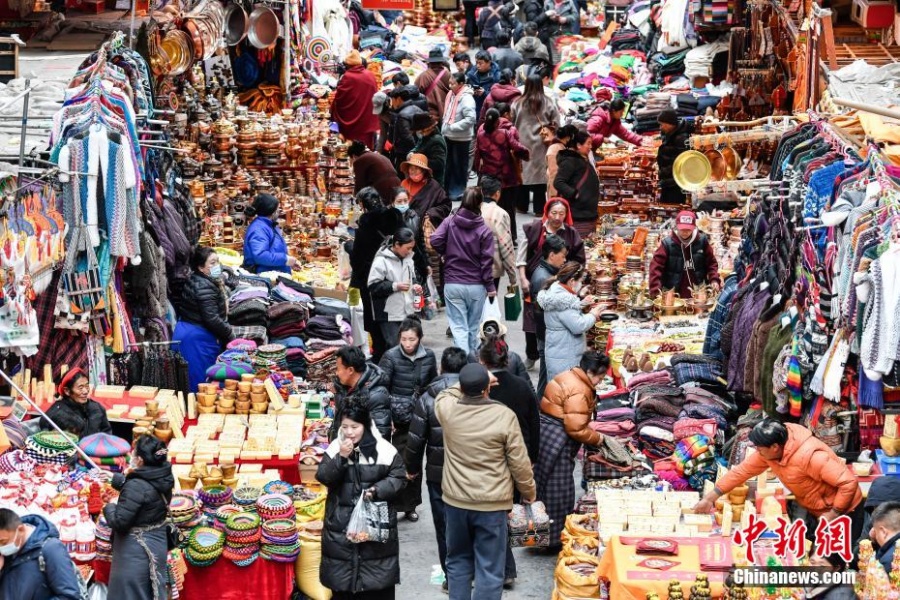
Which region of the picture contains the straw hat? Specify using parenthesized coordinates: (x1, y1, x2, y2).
(400, 153, 432, 177)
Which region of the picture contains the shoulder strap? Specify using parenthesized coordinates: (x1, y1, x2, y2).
(576, 161, 591, 189)
(425, 68, 447, 97)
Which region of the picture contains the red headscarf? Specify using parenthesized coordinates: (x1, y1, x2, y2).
(57, 368, 87, 397)
(538, 197, 575, 250)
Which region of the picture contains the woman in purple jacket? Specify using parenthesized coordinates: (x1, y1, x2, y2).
(430, 188, 495, 353)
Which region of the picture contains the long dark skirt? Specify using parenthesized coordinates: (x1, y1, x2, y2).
(333, 589, 396, 600)
(391, 423, 422, 513)
(108, 526, 168, 600)
(572, 220, 596, 239)
(534, 414, 581, 545)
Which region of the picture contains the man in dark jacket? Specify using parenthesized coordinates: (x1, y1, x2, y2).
(656, 108, 691, 205)
(406, 347, 468, 592)
(871, 501, 900, 575)
(648, 210, 721, 299)
(855, 476, 900, 556)
(410, 112, 448, 188)
(350, 140, 402, 202)
(0, 510, 82, 600)
(467, 51, 501, 119)
(491, 30, 524, 73)
(330, 346, 393, 441)
(388, 87, 428, 174)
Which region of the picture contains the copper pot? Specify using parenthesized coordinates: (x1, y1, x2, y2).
(248, 5, 280, 49)
(224, 2, 250, 45)
(182, 19, 205, 61)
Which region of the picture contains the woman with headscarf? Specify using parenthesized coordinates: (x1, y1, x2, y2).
(349, 187, 405, 363)
(317, 403, 406, 599)
(174, 247, 234, 391)
(104, 435, 175, 600)
(41, 368, 111, 438)
(332, 50, 380, 149)
(242, 193, 295, 274)
(512, 73, 560, 215)
(516, 198, 584, 374)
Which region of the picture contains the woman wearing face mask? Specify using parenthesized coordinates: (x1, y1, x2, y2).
(535, 351, 610, 551)
(104, 435, 175, 600)
(41, 368, 111, 438)
(536, 261, 604, 382)
(317, 403, 406, 599)
(517, 198, 584, 377)
(173, 247, 234, 391)
(367, 228, 422, 349)
(391, 188, 430, 301)
(378, 317, 437, 522)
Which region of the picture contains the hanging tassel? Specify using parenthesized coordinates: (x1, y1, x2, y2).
(858, 364, 884, 410)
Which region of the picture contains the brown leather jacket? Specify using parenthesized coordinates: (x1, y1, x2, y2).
(716, 423, 862, 517)
(540, 368, 601, 447)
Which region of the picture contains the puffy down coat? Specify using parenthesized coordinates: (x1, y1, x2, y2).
(104, 464, 175, 533)
(329, 365, 393, 441)
(176, 271, 233, 342)
(379, 344, 438, 426)
(0, 515, 81, 600)
(540, 367, 601, 447)
(406, 373, 459, 484)
(537, 282, 597, 382)
(317, 430, 406, 594)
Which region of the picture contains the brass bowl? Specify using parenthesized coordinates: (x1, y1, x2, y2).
(673, 150, 712, 192)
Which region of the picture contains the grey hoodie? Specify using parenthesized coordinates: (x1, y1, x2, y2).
(367, 245, 417, 322)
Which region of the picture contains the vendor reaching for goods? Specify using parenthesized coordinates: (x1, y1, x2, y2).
(694, 419, 863, 525)
(648, 210, 721, 300)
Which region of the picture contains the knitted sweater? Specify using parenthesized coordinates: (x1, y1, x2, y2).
(858, 253, 900, 379)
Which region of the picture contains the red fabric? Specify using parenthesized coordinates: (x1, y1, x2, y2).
(331, 66, 379, 144)
(479, 83, 522, 123)
(473, 118, 530, 187)
(587, 106, 642, 148)
(181, 557, 295, 600)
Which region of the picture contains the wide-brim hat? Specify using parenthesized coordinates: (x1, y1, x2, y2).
(400, 153, 433, 177)
(427, 48, 449, 64)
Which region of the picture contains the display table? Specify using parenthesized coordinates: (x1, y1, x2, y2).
(181, 556, 295, 600)
(598, 536, 727, 599)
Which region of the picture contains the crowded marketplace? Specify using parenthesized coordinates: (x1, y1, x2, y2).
(0, 0, 898, 596)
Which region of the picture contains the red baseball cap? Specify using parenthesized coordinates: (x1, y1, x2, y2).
(675, 210, 696, 231)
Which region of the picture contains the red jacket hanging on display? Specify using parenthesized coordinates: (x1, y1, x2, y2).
(331, 65, 380, 145)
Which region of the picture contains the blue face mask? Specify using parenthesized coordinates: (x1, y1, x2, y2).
(396, 205, 410, 214)
(209, 265, 222, 279)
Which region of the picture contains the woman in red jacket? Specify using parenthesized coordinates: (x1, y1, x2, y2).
(473, 103, 530, 244)
(586, 98, 647, 150)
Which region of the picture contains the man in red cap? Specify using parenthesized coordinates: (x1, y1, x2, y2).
(648, 210, 721, 299)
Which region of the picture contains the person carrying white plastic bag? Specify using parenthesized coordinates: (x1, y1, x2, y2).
(315, 402, 407, 599)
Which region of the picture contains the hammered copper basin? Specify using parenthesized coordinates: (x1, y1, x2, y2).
(248, 5, 280, 49)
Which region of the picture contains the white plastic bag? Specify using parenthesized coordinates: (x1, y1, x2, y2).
(88, 583, 108, 600)
(350, 304, 369, 355)
(482, 296, 502, 322)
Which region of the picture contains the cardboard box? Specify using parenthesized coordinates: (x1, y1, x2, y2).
(313, 286, 348, 301)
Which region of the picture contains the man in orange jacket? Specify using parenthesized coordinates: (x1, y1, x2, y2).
(694, 419, 862, 521)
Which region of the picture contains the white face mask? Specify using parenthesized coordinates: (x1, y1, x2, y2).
(209, 265, 222, 279)
(0, 530, 19, 556)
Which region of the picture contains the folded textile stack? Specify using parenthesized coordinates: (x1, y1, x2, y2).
(591, 407, 636, 440)
(223, 512, 262, 567)
(671, 354, 725, 386)
(186, 526, 225, 567)
(675, 92, 699, 116)
(267, 302, 307, 339)
(271, 280, 313, 304)
(609, 28, 644, 52)
(306, 315, 352, 352)
(25, 432, 78, 465)
(583, 436, 649, 481)
(306, 348, 339, 385)
(230, 326, 268, 345)
(256, 493, 300, 562)
(630, 92, 673, 132)
(2, 418, 29, 450)
(95, 515, 113, 562)
(229, 298, 269, 328)
(637, 422, 676, 459)
(255, 344, 287, 371)
(77, 433, 132, 473)
(626, 369, 674, 389)
(651, 49, 690, 79)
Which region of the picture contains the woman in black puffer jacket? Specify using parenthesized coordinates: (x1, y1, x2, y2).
(378, 317, 437, 521)
(173, 247, 234, 391)
(317, 403, 406, 600)
(378, 317, 437, 522)
(104, 435, 175, 600)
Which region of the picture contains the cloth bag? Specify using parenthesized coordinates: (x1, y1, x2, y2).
(504, 285, 522, 321)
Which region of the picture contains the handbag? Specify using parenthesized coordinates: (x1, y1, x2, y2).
(504, 285, 522, 321)
(508, 501, 550, 547)
(157, 491, 185, 550)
